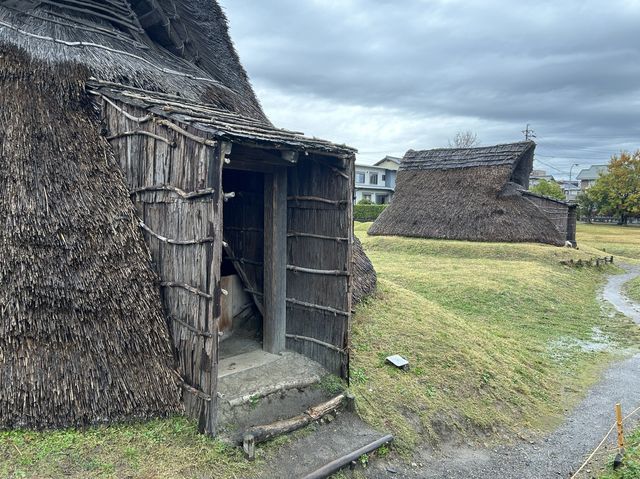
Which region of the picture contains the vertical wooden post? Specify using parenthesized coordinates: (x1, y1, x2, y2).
(616, 403, 625, 453)
(263, 168, 287, 354)
(203, 141, 226, 436)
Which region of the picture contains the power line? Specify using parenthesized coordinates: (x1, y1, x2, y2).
(533, 157, 564, 173)
(536, 154, 609, 161)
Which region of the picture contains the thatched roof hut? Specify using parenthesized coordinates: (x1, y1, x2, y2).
(369, 142, 577, 246)
(0, 1, 358, 435)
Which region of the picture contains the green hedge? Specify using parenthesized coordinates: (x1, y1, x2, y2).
(354, 204, 388, 222)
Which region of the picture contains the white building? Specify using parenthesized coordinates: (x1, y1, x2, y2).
(576, 165, 608, 190)
(354, 156, 400, 204)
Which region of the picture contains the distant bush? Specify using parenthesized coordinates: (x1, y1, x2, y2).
(354, 204, 388, 222)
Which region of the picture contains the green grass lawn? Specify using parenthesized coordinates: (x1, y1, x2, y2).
(0, 417, 259, 479)
(624, 277, 640, 303)
(3, 222, 639, 477)
(351, 222, 640, 451)
(576, 223, 640, 262)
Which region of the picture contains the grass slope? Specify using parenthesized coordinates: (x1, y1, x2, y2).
(2, 222, 639, 477)
(351, 222, 640, 451)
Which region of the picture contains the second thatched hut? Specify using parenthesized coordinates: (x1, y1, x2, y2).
(369, 141, 576, 246)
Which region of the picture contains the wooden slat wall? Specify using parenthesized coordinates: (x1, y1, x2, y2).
(100, 99, 222, 434)
(286, 156, 354, 377)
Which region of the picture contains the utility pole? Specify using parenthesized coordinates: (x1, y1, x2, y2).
(522, 124, 536, 141)
(569, 163, 579, 181)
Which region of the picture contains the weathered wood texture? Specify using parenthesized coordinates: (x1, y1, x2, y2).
(100, 98, 222, 435)
(522, 193, 574, 242)
(286, 156, 354, 377)
(264, 169, 288, 353)
(222, 169, 265, 313)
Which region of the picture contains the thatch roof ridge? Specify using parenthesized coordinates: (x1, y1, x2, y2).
(402, 141, 535, 171)
(0, 1, 267, 120)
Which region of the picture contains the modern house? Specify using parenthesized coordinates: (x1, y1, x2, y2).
(354, 156, 400, 204)
(529, 169, 555, 187)
(369, 142, 577, 246)
(558, 180, 581, 203)
(576, 165, 608, 190)
(0, 0, 375, 436)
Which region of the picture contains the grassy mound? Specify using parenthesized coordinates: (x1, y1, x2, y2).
(351, 222, 640, 451)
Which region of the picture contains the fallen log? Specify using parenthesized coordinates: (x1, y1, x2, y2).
(242, 393, 346, 460)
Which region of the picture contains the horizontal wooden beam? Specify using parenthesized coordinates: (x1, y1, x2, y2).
(287, 265, 349, 276)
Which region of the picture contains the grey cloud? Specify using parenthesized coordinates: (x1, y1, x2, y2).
(220, 0, 640, 173)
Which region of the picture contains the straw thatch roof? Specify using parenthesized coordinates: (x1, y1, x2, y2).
(0, 45, 181, 428)
(0, 0, 266, 120)
(369, 142, 569, 246)
(352, 237, 377, 305)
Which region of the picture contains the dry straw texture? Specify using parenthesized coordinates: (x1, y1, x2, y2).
(352, 237, 377, 304)
(0, 1, 266, 120)
(0, 45, 181, 429)
(369, 142, 567, 246)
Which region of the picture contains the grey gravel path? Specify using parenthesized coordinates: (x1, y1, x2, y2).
(601, 264, 640, 324)
(367, 264, 640, 479)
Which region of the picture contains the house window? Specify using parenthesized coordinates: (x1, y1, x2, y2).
(381, 174, 386, 182)
(369, 173, 378, 185)
(377, 195, 388, 205)
(363, 194, 372, 202)
(356, 172, 365, 184)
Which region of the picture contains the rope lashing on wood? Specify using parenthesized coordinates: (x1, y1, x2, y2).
(287, 265, 349, 277)
(285, 334, 345, 354)
(286, 298, 350, 317)
(308, 157, 351, 180)
(161, 282, 212, 300)
(139, 222, 215, 246)
(106, 129, 176, 147)
(130, 184, 215, 199)
(287, 232, 349, 242)
(287, 196, 349, 206)
(169, 316, 215, 338)
(180, 381, 212, 402)
(91, 91, 218, 148)
(89, 92, 153, 123)
(0, 19, 236, 89)
(155, 119, 217, 147)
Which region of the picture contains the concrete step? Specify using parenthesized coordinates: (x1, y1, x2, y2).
(217, 350, 333, 441)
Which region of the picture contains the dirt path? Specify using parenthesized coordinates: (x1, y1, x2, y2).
(367, 264, 640, 479)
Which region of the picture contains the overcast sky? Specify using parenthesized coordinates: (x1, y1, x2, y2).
(219, 0, 640, 178)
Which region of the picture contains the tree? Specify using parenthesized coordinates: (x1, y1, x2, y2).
(529, 179, 566, 201)
(448, 130, 480, 148)
(589, 151, 640, 225)
(576, 190, 599, 223)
